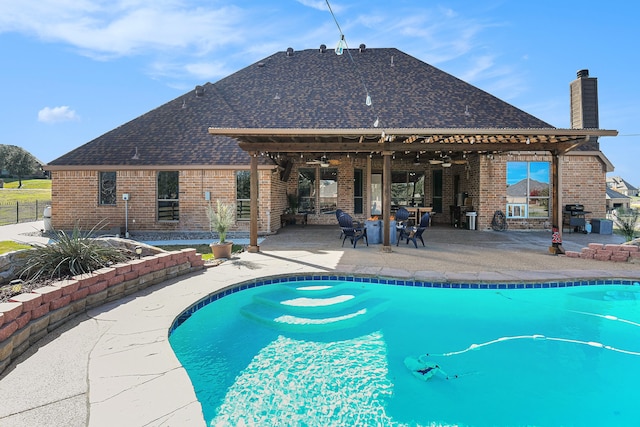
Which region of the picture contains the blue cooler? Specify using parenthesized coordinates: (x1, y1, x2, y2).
(591, 219, 613, 234)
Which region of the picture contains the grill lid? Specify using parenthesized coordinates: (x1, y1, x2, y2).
(565, 204, 584, 212)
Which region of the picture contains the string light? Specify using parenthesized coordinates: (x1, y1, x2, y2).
(325, 0, 381, 129)
(335, 35, 347, 55)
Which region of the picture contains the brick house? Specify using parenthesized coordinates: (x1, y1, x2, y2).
(45, 46, 616, 249)
(606, 176, 639, 197)
(606, 187, 631, 212)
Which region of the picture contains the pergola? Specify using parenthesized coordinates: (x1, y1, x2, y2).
(209, 127, 618, 252)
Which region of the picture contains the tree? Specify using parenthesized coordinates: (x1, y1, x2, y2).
(0, 145, 41, 187)
(0, 145, 11, 171)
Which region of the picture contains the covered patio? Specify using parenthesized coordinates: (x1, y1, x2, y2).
(208, 127, 617, 253)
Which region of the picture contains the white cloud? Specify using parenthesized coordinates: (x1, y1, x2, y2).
(148, 60, 234, 83)
(0, 1, 515, 90)
(296, 0, 330, 12)
(0, 1, 246, 59)
(38, 106, 79, 124)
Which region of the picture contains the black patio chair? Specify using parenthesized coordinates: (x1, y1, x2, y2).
(338, 212, 368, 248)
(401, 212, 431, 248)
(336, 209, 344, 239)
(395, 207, 411, 246)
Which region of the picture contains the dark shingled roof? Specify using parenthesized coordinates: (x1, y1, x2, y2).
(48, 47, 554, 167)
(606, 187, 630, 199)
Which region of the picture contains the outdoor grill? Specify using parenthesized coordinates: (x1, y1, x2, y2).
(563, 204, 591, 233)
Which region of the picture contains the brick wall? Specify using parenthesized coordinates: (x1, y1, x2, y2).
(51, 168, 275, 234)
(476, 152, 606, 230)
(560, 154, 606, 218)
(50, 152, 608, 234)
(0, 249, 205, 374)
(478, 153, 508, 229)
(565, 243, 640, 262)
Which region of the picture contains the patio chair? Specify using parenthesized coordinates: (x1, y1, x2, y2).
(395, 207, 411, 246)
(336, 209, 344, 239)
(338, 212, 368, 248)
(401, 212, 430, 248)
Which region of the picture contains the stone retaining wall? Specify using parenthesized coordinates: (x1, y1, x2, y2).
(0, 250, 30, 286)
(565, 243, 640, 262)
(0, 249, 205, 374)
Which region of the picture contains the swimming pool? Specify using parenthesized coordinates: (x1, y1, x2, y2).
(169, 276, 640, 426)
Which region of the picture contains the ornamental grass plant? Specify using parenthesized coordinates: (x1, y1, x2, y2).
(206, 199, 235, 244)
(19, 223, 128, 283)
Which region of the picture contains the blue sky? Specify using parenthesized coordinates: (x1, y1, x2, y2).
(1, 0, 638, 186)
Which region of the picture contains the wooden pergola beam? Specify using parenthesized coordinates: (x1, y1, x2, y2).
(239, 140, 591, 154)
(209, 126, 617, 138)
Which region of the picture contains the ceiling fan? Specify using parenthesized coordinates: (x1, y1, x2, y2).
(306, 155, 339, 167)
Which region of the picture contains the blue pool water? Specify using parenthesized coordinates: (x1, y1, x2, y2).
(169, 278, 640, 426)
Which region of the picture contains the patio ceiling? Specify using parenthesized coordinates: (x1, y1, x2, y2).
(208, 127, 618, 155)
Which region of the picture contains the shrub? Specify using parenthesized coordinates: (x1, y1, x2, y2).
(613, 208, 639, 242)
(19, 224, 128, 282)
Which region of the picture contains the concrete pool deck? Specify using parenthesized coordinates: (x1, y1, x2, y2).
(1, 222, 639, 426)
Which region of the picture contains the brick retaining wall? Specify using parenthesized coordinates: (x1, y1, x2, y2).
(0, 249, 205, 375)
(565, 243, 640, 262)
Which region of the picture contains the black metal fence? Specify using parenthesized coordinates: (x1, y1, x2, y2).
(0, 200, 51, 226)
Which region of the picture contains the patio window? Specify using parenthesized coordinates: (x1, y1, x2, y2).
(506, 162, 550, 218)
(392, 171, 425, 207)
(319, 168, 337, 214)
(354, 169, 363, 214)
(298, 168, 316, 213)
(157, 171, 179, 221)
(432, 170, 443, 213)
(371, 173, 382, 215)
(236, 171, 250, 220)
(99, 171, 116, 205)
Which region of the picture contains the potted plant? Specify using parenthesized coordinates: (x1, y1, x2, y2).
(283, 193, 299, 225)
(286, 193, 298, 214)
(207, 199, 235, 259)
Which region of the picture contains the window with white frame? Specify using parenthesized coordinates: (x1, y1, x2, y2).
(506, 162, 550, 218)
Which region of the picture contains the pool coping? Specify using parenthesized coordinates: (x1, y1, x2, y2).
(1, 247, 640, 426)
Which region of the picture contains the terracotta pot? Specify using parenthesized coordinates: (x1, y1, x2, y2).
(210, 241, 233, 259)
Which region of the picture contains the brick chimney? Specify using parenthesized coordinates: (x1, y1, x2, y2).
(570, 69, 599, 150)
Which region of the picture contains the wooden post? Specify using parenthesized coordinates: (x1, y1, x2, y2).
(382, 152, 392, 252)
(248, 152, 260, 252)
(552, 151, 563, 240)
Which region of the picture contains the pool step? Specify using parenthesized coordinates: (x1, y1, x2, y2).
(252, 285, 370, 314)
(241, 298, 388, 332)
(241, 283, 387, 332)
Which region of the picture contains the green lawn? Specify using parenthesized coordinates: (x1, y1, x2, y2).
(2, 179, 52, 190)
(0, 241, 33, 254)
(0, 179, 51, 203)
